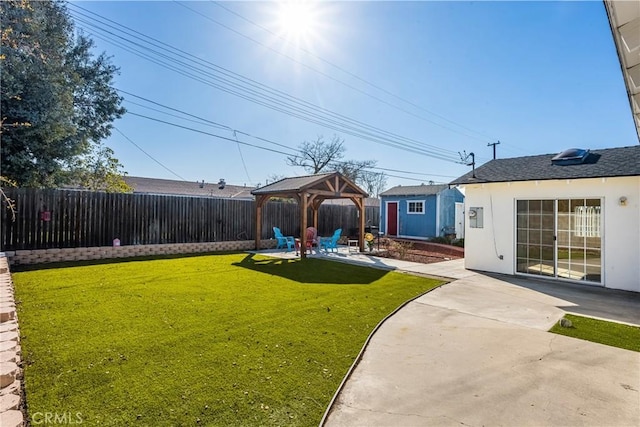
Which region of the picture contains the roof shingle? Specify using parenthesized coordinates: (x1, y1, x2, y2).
(380, 184, 448, 197)
(251, 173, 334, 195)
(450, 146, 640, 185)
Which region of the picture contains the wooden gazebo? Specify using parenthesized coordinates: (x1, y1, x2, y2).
(251, 172, 368, 258)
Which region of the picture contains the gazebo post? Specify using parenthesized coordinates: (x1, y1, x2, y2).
(358, 198, 365, 252)
(312, 204, 319, 230)
(300, 192, 308, 259)
(255, 195, 267, 250)
(309, 195, 320, 230)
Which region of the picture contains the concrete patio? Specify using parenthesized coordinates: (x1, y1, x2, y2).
(253, 246, 640, 426)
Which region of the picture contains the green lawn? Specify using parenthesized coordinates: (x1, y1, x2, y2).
(14, 253, 443, 426)
(550, 314, 640, 352)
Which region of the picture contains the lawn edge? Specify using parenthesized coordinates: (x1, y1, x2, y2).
(550, 313, 640, 353)
(318, 280, 450, 426)
(562, 311, 640, 328)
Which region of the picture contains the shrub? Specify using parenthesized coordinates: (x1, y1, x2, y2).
(391, 241, 413, 259)
(430, 236, 451, 245)
(451, 238, 464, 248)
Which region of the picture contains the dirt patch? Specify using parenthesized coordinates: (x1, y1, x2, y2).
(370, 238, 464, 265)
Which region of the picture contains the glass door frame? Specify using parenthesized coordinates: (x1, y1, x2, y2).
(514, 198, 603, 286)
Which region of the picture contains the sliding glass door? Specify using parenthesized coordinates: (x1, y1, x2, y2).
(516, 200, 555, 277)
(516, 199, 602, 284)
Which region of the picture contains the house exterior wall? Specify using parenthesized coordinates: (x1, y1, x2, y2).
(461, 176, 640, 292)
(438, 188, 465, 235)
(380, 195, 437, 239)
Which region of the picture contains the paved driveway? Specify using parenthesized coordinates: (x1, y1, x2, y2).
(321, 261, 640, 426)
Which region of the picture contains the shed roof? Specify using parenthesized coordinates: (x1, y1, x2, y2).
(450, 145, 640, 185)
(380, 184, 448, 197)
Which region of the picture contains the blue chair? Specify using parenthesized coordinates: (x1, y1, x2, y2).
(273, 227, 295, 251)
(319, 228, 342, 253)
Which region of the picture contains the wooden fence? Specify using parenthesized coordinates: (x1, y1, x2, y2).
(0, 189, 379, 251)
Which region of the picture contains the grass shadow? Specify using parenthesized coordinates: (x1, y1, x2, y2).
(9, 250, 242, 272)
(233, 253, 389, 284)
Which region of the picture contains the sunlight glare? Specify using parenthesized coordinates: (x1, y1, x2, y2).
(277, 1, 318, 41)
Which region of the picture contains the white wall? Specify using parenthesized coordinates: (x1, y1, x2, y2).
(461, 176, 640, 292)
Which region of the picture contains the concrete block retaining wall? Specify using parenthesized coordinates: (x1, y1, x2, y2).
(4, 240, 278, 266)
(0, 256, 23, 427)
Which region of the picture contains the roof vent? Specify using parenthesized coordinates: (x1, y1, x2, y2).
(218, 178, 226, 189)
(551, 148, 590, 166)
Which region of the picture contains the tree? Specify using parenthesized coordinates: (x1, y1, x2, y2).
(0, 0, 128, 190)
(66, 143, 131, 192)
(331, 159, 377, 184)
(266, 174, 287, 185)
(286, 135, 346, 174)
(359, 170, 388, 198)
(286, 134, 387, 195)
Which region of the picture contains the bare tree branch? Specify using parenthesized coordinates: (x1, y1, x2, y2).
(0, 176, 17, 222)
(286, 135, 346, 174)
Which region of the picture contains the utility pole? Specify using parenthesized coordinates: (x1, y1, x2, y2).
(468, 152, 476, 178)
(487, 141, 500, 159)
(459, 151, 476, 178)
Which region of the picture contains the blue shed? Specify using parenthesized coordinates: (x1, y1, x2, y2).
(379, 184, 464, 239)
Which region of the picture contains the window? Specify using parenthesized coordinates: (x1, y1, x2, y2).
(407, 200, 424, 214)
(573, 205, 601, 237)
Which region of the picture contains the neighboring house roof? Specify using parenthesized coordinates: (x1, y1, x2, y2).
(322, 197, 380, 207)
(605, 1, 640, 141)
(380, 184, 449, 197)
(124, 176, 255, 199)
(450, 145, 640, 185)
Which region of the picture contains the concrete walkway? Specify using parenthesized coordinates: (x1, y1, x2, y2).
(254, 247, 640, 426)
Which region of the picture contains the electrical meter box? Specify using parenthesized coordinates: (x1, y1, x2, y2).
(469, 207, 483, 228)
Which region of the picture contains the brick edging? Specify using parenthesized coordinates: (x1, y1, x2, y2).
(0, 255, 24, 426)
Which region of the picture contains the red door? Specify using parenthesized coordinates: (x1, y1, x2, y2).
(387, 202, 398, 236)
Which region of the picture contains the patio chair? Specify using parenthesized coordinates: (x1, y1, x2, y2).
(295, 226, 319, 255)
(319, 228, 342, 253)
(273, 227, 295, 252)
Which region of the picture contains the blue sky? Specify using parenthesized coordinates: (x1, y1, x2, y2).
(71, 1, 638, 190)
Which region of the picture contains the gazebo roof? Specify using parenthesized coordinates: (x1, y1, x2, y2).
(251, 172, 368, 199)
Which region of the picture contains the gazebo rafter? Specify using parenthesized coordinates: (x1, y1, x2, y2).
(251, 172, 369, 258)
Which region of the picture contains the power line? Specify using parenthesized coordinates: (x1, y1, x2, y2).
(113, 127, 187, 180)
(119, 90, 231, 132)
(128, 109, 461, 184)
(121, 102, 459, 184)
(119, 91, 461, 180)
(178, 0, 498, 144)
(74, 16, 456, 162)
(122, 99, 227, 130)
(125, 111, 298, 157)
(233, 131, 252, 184)
(118, 90, 297, 153)
(367, 166, 457, 179)
(67, 3, 465, 164)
